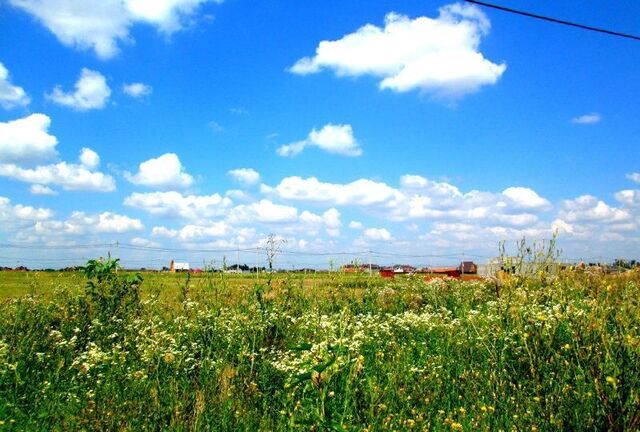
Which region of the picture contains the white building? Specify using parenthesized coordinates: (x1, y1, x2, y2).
(169, 260, 190, 272)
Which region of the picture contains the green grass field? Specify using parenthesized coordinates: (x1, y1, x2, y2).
(0, 270, 384, 305)
(1, 263, 639, 430)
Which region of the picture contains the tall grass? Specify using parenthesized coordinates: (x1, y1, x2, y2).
(0, 259, 638, 430)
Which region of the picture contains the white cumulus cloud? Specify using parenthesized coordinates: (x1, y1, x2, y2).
(363, 227, 392, 241)
(130, 237, 161, 248)
(559, 195, 630, 223)
(349, 221, 363, 230)
(502, 187, 551, 211)
(299, 208, 342, 237)
(263, 174, 552, 230)
(615, 190, 640, 208)
(290, 3, 506, 99)
(30, 184, 57, 195)
(125, 0, 221, 33)
(228, 200, 299, 224)
(125, 153, 194, 189)
(399, 174, 462, 198)
(550, 193, 639, 245)
(322, 208, 342, 237)
(0, 62, 30, 109)
(94, 212, 143, 233)
(0, 113, 58, 163)
(151, 226, 178, 238)
(263, 176, 399, 206)
(31, 211, 143, 237)
(9, 0, 223, 59)
(0, 196, 53, 229)
(277, 124, 362, 157)
(124, 191, 231, 219)
(572, 113, 601, 124)
(79, 147, 100, 169)
(173, 221, 230, 241)
(0, 116, 113, 191)
(228, 168, 260, 186)
(0, 156, 116, 192)
(551, 218, 575, 236)
(46, 68, 111, 111)
(10, 0, 131, 59)
(626, 173, 640, 184)
(122, 82, 152, 98)
(422, 221, 553, 250)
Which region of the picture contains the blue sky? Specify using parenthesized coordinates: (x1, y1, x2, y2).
(0, 0, 639, 268)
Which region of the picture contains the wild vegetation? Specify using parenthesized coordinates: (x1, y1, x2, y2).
(0, 255, 639, 431)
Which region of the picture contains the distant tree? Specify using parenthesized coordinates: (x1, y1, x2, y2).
(613, 259, 632, 269)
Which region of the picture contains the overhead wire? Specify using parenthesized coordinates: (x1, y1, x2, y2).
(0, 241, 625, 266)
(465, 0, 640, 41)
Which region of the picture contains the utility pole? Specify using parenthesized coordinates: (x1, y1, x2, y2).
(368, 249, 372, 277)
(255, 248, 259, 281)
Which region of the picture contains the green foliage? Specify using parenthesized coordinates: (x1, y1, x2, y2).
(84, 256, 143, 321)
(0, 261, 639, 430)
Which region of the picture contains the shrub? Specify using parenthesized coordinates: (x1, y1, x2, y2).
(84, 256, 142, 322)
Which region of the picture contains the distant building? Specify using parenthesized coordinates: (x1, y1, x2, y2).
(379, 267, 395, 278)
(394, 265, 417, 274)
(428, 267, 461, 277)
(341, 263, 380, 273)
(458, 261, 478, 274)
(224, 268, 243, 274)
(169, 260, 190, 273)
(421, 261, 478, 278)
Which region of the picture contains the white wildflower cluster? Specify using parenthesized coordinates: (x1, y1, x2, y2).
(265, 305, 467, 386)
(48, 329, 78, 349)
(0, 339, 11, 374)
(71, 342, 111, 376)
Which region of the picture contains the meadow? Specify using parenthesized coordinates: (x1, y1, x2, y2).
(0, 260, 639, 431)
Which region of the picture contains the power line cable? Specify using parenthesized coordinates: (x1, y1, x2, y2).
(0, 242, 628, 268)
(465, 0, 640, 41)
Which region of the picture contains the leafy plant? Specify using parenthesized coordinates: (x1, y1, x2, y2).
(84, 255, 143, 321)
